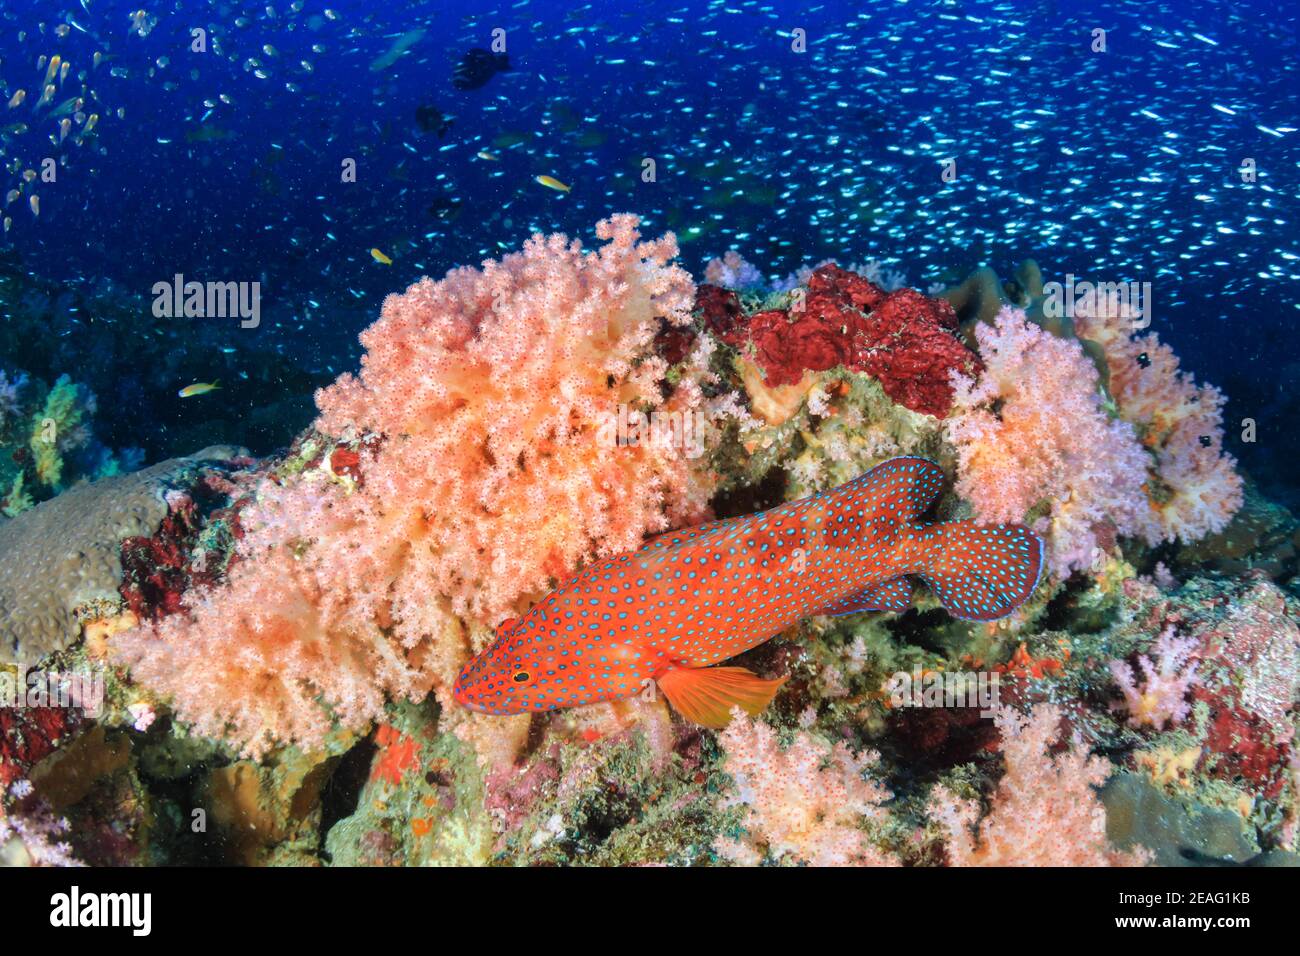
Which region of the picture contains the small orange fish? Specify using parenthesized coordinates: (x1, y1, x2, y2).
(454, 457, 1043, 727)
(177, 380, 220, 398)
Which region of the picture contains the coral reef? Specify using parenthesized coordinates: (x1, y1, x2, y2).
(1, 218, 1290, 870)
(929, 705, 1147, 866)
(947, 307, 1152, 578)
(0, 446, 246, 662)
(109, 216, 723, 758)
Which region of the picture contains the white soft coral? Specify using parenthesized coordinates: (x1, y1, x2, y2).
(1109, 626, 1201, 730)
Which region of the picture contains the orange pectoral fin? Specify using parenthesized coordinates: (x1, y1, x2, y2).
(656, 665, 788, 729)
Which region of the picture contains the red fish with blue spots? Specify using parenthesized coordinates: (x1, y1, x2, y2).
(454, 457, 1043, 727)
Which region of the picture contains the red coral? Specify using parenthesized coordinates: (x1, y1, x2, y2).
(888, 705, 997, 769)
(0, 706, 79, 787)
(654, 318, 697, 367)
(807, 263, 887, 311)
(853, 287, 978, 418)
(118, 493, 224, 621)
(730, 265, 979, 417)
(117, 467, 252, 620)
(118, 498, 200, 620)
(1194, 695, 1289, 799)
(371, 724, 422, 787)
(694, 284, 745, 344)
(748, 297, 858, 386)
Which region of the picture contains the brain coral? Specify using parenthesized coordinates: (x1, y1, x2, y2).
(0, 447, 244, 663)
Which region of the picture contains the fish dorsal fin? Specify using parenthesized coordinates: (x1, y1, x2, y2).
(919, 520, 1044, 621)
(656, 665, 788, 729)
(838, 456, 947, 522)
(820, 577, 913, 617)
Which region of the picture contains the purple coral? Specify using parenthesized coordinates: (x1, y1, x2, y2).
(0, 782, 83, 867)
(1109, 627, 1201, 731)
(0, 368, 27, 430)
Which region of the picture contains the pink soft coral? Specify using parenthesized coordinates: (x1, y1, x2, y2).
(929, 705, 1146, 866)
(112, 216, 721, 757)
(1074, 294, 1243, 543)
(946, 306, 1152, 577)
(1109, 626, 1201, 730)
(715, 711, 897, 866)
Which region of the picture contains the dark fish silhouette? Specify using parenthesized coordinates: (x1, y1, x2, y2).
(415, 103, 453, 137)
(427, 195, 463, 221)
(453, 48, 512, 91)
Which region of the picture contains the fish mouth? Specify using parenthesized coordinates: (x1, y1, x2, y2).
(451, 675, 489, 712)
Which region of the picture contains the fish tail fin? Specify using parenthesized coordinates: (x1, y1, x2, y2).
(917, 520, 1044, 621)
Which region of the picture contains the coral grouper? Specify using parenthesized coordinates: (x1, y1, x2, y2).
(455, 457, 1043, 727)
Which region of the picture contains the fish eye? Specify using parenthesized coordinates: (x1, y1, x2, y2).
(512, 671, 530, 683)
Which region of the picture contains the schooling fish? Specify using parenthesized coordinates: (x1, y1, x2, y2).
(454, 457, 1043, 727)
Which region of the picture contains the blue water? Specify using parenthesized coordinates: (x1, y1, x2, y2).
(1, 0, 1296, 499)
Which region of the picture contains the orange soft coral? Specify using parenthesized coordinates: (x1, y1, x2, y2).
(112, 216, 722, 757)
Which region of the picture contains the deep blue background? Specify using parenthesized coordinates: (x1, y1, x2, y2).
(0, 0, 1296, 498)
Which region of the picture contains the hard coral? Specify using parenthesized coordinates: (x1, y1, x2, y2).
(0, 447, 244, 662)
(112, 216, 722, 758)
